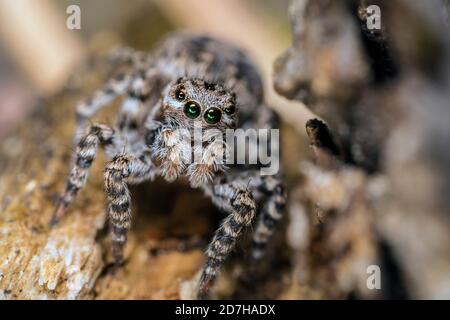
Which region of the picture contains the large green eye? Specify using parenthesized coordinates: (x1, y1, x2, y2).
(184, 101, 201, 119)
(204, 107, 222, 124)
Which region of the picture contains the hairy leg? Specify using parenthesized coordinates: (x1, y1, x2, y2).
(250, 175, 286, 262)
(104, 153, 155, 264)
(74, 46, 151, 131)
(73, 66, 162, 164)
(74, 73, 133, 146)
(116, 72, 161, 138)
(198, 183, 257, 299)
(51, 124, 117, 225)
(106, 46, 148, 70)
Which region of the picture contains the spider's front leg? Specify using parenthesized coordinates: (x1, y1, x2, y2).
(104, 152, 154, 264)
(198, 183, 257, 299)
(51, 124, 117, 225)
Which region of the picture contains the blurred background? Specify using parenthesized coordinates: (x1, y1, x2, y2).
(0, 0, 311, 139)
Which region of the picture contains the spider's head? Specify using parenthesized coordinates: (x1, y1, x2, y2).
(162, 77, 237, 131)
(156, 78, 237, 186)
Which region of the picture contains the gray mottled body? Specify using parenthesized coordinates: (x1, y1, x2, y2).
(52, 32, 285, 299)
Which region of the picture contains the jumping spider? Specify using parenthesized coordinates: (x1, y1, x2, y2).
(52, 33, 286, 299)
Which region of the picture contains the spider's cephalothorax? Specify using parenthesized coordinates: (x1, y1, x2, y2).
(52, 33, 286, 299)
(163, 78, 237, 130)
(151, 78, 237, 187)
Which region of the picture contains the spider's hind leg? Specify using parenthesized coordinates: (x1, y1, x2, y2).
(75, 46, 149, 125)
(73, 55, 157, 148)
(115, 70, 161, 138)
(250, 175, 286, 263)
(74, 73, 132, 146)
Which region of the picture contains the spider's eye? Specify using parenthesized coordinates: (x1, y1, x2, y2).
(184, 101, 201, 119)
(175, 89, 186, 101)
(204, 107, 222, 124)
(224, 104, 236, 115)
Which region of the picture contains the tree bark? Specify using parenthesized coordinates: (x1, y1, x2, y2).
(275, 0, 450, 299)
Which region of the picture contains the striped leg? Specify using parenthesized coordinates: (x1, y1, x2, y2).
(106, 47, 147, 69)
(104, 153, 155, 264)
(251, 176, 286, 261)
(73, 68, 160, 157)
(116, 73, 157, 135)
(74, 73, 133, 147)
(75, 46, 151, 128)
(51, 124, 117, 225)
(198, 185, 257, 299)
